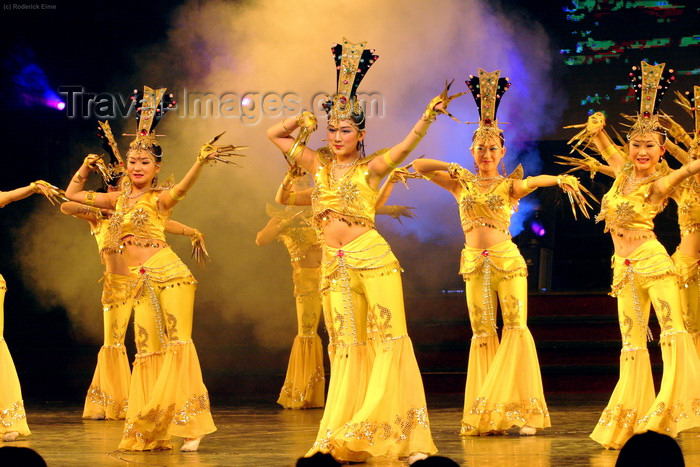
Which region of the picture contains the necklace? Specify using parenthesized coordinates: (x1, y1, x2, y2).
(475, 174, 503, 191)
(624, 171, 657, 191)
(126, 187, 153, 199)
(334, 157, 359, 169)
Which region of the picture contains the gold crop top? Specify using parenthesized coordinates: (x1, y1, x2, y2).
(92, 217, 110, 254)
(676, 178, 700, 237)
(311, 147, 387, 229)
(277, 218, 322, 263)
(596, 162, 667, 236)
(107, 190, 169, 252)
(449, 164, 524, 235)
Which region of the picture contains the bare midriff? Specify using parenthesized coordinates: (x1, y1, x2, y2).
(320, 216, 374, 249)
(102, 250, 131, 276)
(120, 235, 169, 267)
(678, 230, 700, 258)
(610, 228, 656, 258)
(464, 225, 511, 250)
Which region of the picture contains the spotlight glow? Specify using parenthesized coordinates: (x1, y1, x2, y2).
(531, 221, 546, 237)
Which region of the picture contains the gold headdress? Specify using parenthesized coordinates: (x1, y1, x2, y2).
(626, 61, 675, 139)
(466, 69, 511, 144)
(674, 86, 700, 153)
(96, 120, 126, 187)
(129, 86, 175, 153)
(323, 38, 379, 129)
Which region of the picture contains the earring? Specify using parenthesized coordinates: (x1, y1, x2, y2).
(474, 161, 479, 174)
(357, 141, 366, 158)
(501, 160, 507, 176)
(151, 176, 158, 188)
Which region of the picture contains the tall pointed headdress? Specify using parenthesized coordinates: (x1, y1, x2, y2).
(96, 120, 125, 187)
(129, 86, 176, 153)
(627, 61, 675, 139)
(323, 38, 379, 129)
(466, 69, 511, 143)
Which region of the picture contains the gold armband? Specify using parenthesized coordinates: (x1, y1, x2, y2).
(72, 172, 86, 184)
(85, 191, 96, 206)
(170, 189, 186, 201)
(289, 191, 297, 205)
(600, 145, 617, 161)
(383, 151, 399, 169)
(447, 162, 460, 179)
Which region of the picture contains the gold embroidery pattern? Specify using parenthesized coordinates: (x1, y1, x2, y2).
(501, 295, 522, 328)
(485, 194, 504, 212)
(173, 393, 211, 426)
(280, 362, 325, 406)
(0, 401, 27, 428)
(166, 312, 178, 340)
(596, 404, 638, 431)
(136, 324, 149, 353)
(465, 397, 548, 432)
(655, 298, 673, 332)
(85, 385, 127, 417)
(342, 406, 430, 445)
(122, 403, 176, 442)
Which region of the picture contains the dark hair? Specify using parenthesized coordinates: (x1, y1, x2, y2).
(0, 446, 47, 467)
(616, 431, 684, 466)
(411, 455, 461, 466)
(296, 452, 341, 466)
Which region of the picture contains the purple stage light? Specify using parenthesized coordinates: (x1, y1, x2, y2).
(531, 221, 546, 237)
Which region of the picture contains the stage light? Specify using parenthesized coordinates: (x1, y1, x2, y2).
(56, 102, 66, 111)
(530, 221, 546, 237)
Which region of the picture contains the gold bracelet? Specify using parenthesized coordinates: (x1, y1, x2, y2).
(170, 188, 186, 201)
(289, 191, 296, 205)
(72, 172, 86, 184)
(85, 191, 96, 206)
(423, 171, 436, 181)
(600, 145, 617, 161)
(30, 182, 38, 192)
(382, 151, 399, 169)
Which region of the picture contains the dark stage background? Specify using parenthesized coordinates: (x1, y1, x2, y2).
(0, 1, 698, 401)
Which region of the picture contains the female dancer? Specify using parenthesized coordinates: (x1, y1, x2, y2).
(1, 180, 61, 441)
(566, 62, 700, 449)
(262, 164, 417, 410)
(61, 189, 208, 420)
(659, 86, 700, 356)
(413, 69, 591, 436)
(267, 39, 456, 462)
(256, 170, 325, 410)
(65, 86, 238, 451)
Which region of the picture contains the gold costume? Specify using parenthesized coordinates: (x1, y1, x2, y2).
(307, 151, 436, 462)
(272, 206, 325, 409)
(83, 218, 132, 420)
(0, 275, 30, 438)
(449, 165, 550, 435)
(115, 191, 216, 450)
(592, 164, 700, 449)
(672, 178, 700, 354)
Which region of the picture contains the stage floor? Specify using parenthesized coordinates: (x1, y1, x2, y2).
(7, 395, 700, 466)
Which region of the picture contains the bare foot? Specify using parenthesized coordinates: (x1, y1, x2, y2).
(408, 452, 428, 464)
(519, 425, 537, 436)
(88, 414, 105, 420)
(180, 437, 202, 452)
(3, 431, 19, 442)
